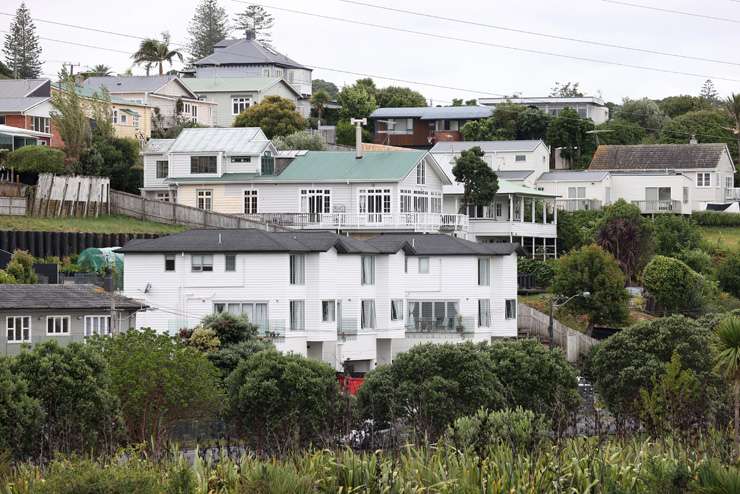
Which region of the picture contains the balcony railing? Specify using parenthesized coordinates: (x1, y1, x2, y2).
(630, 200, 682, 214)
(405, 316, 475, 334)
(555, 199, 602, 212)
(256, 319, 288, 338)
(726, 188, 740, 201)
(245, 212, 469, 232)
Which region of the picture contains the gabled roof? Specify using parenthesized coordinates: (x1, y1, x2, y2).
(182, 77, 302, 97)
(589, 144, 731, 170)
(51, 82, 149, 107)
(538, 170, 610, 182)
(444, 178, 556, 197)
(430, 140, 545, 154)
(143, 139, 175, 155)
(193, 38, 309, 70)
(0, 284, 144, 310)
(0, 96, 49, 113)
(81, 75, 198, 99)
(0, 78, 49, 97)
(371, 106, 493, 120)
(168, 127, 269, 154)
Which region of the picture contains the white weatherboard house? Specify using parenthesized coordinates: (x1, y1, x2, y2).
(120, 229, 521, 372)
(478, 96, 610, 125)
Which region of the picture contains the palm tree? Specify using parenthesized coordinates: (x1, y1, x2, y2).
(90, 64, 112, 76)
(131, 38, 159, 76)
(715, 316, 740, 459)
(311, 90, 330, 126)
(151, 32, 183, 76)
(724, 94, 740, 179)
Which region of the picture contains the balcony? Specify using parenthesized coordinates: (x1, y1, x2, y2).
(725, 188, 740, 201)
(630, 200, 683, 214)
(405, 316, 475, 334)
(256, 319, 289, 338)
(245, 212, 469, 232)
(555, 199, 602, 212)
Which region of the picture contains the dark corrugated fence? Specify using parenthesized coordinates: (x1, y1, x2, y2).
(0, 230, 159, 258)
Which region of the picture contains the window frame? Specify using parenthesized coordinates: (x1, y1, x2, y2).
(418, 257, 430, 274)
(290, 300, 305, 330)
(361, 255, 375, 285)
(196, 189, 213, 211)
(515, 154, 526, 162)
(391, 299, 404, 321)
(243, 189, 258, 214)
(261, 151, 275, 176)
(361, 299, 376, 329)
(289, 254, 306, 285)
(46, 315, 71, 335)
(191, 254, 214, 272)
(190, 156, 218, 174)
(322, 300, 336, 322)
(6, 316, 31, 343)
(232, 96, 252, 115)
(155, 160, 168, 179)
(231, 156, 252, 163)
(416, 161, 426, 185)
(478, 258, 490, 286)
(697, 172, 711, 188)
(505, 299, 517, 320)
(84, 315, 111, 337)
(225, 254, 236, 272)
(478, 299, 491, 328)
(164, 254, 176, 272)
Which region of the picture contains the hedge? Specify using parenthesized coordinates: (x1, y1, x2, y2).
(692, 211, 740, 227)
(6, 146, 65, 174)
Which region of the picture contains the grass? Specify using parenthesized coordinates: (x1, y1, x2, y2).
(700, 226, 740, 251)
(0, 215, 188, 234)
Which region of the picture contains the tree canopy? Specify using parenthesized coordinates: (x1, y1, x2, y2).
(461, 103, 549, 141)
(337, 83, 377, 120)
(374, 86, 427, 108)
(0, 358, 43, 460)
(312, 79, 339, 99)
(2, 2, 42, 78)
(659, 109, 737, 161)
(452, 146, 499, 209)
(186, 0, 230, 61)
(233, 96, 306, 138)
(546, 107, 595, 168)
(233, 5, 274, 43)
(642, 256, 706, 315)
(596, 199, 654, 282)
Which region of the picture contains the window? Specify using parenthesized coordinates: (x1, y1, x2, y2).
(400, 189, 412, 213)
(290, 300, 305, 330)
(289, 254, 305, 285)
(214, 302, 268, 327)
(407, 300, 458, 329)
(404, 256, 408, 273)
(505, 299, 517, 320)
(156, 160, 168, 179)
(164, 254, 175, 271)
(416, 162, 426, 184)
(683, 187, 689, 204)
(430, 192, 442, 213)
(120, 113, 128, 124)
(515, 154, 526, 162)
(577, 107, 587, 118)
(112, 109, 118, 124)
(478, 258, 490, 286)
(391, 299, 403, 321)
(697, 172, 711, 187)
(191, 156, 217, 174)
(6, 316, 30, 343)
(413, 190, 429, 212)
(191, 254, 213, 272)
(300, 189, 331, 215)
(244, 190, 258, 214)
(478, 299, 491, 327)
(261, 151, 275, 175)
(133, 115, 139, 128)
(231, 156, 251, 163)
(418, 257, 430, 274)
(31, 116, 50, 134)
(361, 300, 376, 329)
(232, 97, 251, 115)
(727, 176, 735, 189)
(84, 315, 111, 336)
(225, 254, 236, 272)
(322, 300, 336, 322)
(361, 255, 375, 285)
(495, 203, 503, 217)
(156, 192, 172, 202)
(567, 187, 586, 199)
(358, 189, 391, 222)
(0, 115, 5, 125)
(196, 189, 212, 210)
(46, 315, 70, 335)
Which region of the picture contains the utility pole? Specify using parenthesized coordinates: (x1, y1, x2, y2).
(64, 62, 81, 76)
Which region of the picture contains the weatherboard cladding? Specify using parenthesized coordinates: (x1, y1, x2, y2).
(182, 77, 298, 95)
(589, 144, 727, 170)
(0, 284, 142, 310)
(430, 140, 543, 154)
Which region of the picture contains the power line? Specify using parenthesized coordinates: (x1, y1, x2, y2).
(245, 1, 740, 83)
(0, 30, 132, 55)
(601, 0, 740, 24)
(340, 0, 740, 68)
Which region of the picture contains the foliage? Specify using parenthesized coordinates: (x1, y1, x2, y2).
(208, 339, 274, 378)
(718, 251, 740, 298)
(615, 97, 668, 131)
(0, 358, 42, 459)
(452, 146, 499, 208)
(199, 312, 259, 346)
(272, 130, 326, 151)
(659, 95, 711, 118)
(226, 350, 340, 451)
(556, 209, 602, 253)
(595, 118, 646, 145)
(550, 81, 584, 97)
(131, 32, 183, 76)
(546, 107, 595, 168)
(312, 79, 339, 99)
(596, 199, 654, 281)
(92, 329, 223, 454)
(357, 343, 506, 438)
(12, 341, 122, 456)
(50, 78, 91, 162)
(233, 5, 274, 43)
(75, 136, 143, 193)
(643, 256, 705, 315)
(461, 103, 549, 141)
(587, 315, 714, 420)
(2, 2, 42, 78)
(700, 79, 720, 105)
(6, 145, 65, 174)
(5, 250, 37, 284)
(337, 82, 377, 121)
(186, 0, 230, 61)
(660, 109, 737, 161)
(187, 327, 221, 353)
(653, 214, 702, 256)
(517, 257, 555, 287)
(336, 118, 371, 145)
(0, 269, 16, 283)
(675, 248, 713, 275)
(309, 89, 331, 125)
(694, 211, 740, 227)
(714, 316, 740, 458)
(374, 86, 427, 108)
(88, 87, 115, 140)
(233, 96, 306, 138)
(552, 244, 629, 331)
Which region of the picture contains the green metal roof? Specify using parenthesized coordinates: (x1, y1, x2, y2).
(183, 77, 300, 96)
(275, 151, 427, 182)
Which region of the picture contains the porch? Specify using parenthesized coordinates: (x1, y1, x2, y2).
(245, 212, 469, 233)
(630, 200, 683, 214)
(555, 198, 602, 212)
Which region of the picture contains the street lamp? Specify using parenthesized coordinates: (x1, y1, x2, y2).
(547, 292, 590, 349)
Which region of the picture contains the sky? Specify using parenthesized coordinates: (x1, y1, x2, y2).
(3, 0, 740, 105)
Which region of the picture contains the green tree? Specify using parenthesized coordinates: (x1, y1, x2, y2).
(552, 244, 629, 333)
(0, 60, 12, 78)
(5, 250, 37, 284)
(460, 103, 528, 141)
(310, 89, 331, 126)
(6, 146, 65, 174)
(659, 109, 737, 161)
(555, 209, 602, 254)
(85, 64, 113, 77)
(76, 136, 143, 193)
(659, 95, 710, 118)
(89, 87, 115, 141)
(615, 97, 667, 131)
(374, 86, 427, 108)
(719, 252, 740, 298)
(596, 199, 654, 282)
(337, 84, 376, 121)
(0, 358, 43, 459)
(208, 338, 274, 378)
(653, 215, 701, 257)
(335, 119, 371, 146)
(12, 342, 122, 456)
(0, 270, 16, 283)
(51, 78, 91, 162)
(643, 256, 705, 314)
(550, 81, 583, 97)
(546, 107, 595, 168)
(198, 311, 259, 346)
(233, 96, 306, 138)
(724, 93, 740, 164)
(517, 107, 551, 140)
(132, 33, 183, 76)
(2, 3, 41, 79)
(452, 146, 499, 211)
(700, 79, 719, 105)
(233, 5, 274, 43)
(273, 130, 326, 151)
(675, 248, 712, 275)
(131, 39, 158, 76)
(92, 329, 223, 454)
(186, 0, 230, 62)
(312, 79, 338, 99)
(595, 119, 646, 145)
(714, 316, 740, 458)
(452, 98, 463, 106)
(226, 350, 340, 451)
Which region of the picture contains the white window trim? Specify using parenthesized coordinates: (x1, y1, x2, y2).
(6, 316, 31, 343)
(232, 96, 252, 115)
(84, 315, 111, 337)
(697, 172, 712, 188)
(418, 256, 430, 274)
(46, 315, 71, 336)
(243, 189, 258, 214)
(505, 299, 517, 320)
(322, 300, 336, 323)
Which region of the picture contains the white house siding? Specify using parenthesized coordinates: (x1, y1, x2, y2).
(196, 84, 302, 127)
(143, 153, 170, 190)
(193, 65, 312, 97)
(609, 174, 693, 214)
(538, 176, 612, 204)
(433, 144, 551, 186)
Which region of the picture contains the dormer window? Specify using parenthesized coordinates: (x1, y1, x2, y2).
(416, 162, 425, 185)
(231, 156, 251, 163)
(261, 151, 275, 175)
(191, 156, 217, 174)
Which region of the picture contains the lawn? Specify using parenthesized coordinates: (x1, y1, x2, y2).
(700, 226, 740, 251)
(0, 215, 188, 234)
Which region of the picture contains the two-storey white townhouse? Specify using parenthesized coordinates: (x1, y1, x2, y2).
(120, 229, 521, 372)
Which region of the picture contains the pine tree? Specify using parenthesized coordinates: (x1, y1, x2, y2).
(186, 0, 230, 62)
(700, 79, 719, 104)
(3, 3, 42, 79)
(233, 5, 274, 43)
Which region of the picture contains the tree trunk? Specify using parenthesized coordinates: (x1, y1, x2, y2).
(735, 379, 739, 459)
(159, 62, 164, 76)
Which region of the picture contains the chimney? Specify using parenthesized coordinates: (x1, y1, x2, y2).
(689, 134, 698, 144)
(350, 118, 367, 159)
(245, 29, 256, 41)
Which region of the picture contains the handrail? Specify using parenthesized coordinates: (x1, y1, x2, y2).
(245, 212, 469, 231)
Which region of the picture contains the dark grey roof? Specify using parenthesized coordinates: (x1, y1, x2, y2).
(193, 38, 309, 70)
(0, 284, 144, 310)
(430, 140, 544, 154)
(119, 229, 521, 256)
(0, 79, 49, 97)
(371, 106, 493, 120)
(496, 170, 535, 180)
(589, 144, 730, 170)
(81, 75, 193, 96)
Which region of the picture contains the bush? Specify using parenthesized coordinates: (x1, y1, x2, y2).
(5, 250, 37, 284)
(718, 251, 740, 298)
(6, 145, 65, 174)
(445, 407, 550, 455)
(596, 199, 654, 281)
(0, 269, 16, 283)
(693, 211, 740, 227)
(0, 358, 43, 459)
(33, 458, 162, 494)
(198, 312, 259, 346)
(208, 339, 275, 378)
(272, 130, 326, 151)
(187, 327, 220, 353)
(226, 350, 340, 451)
(336, 119, 371, 146)
(517, 258, 556, 287)
(556, 209, 602, 253)
(674, 248, 713, 274)
(653, 215, 701, 256)
(643, 256, 706, 314)
(233, 96, 306, 138)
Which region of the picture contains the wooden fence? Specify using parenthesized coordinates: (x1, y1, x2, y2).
(110, 190, 289, 231)
(0, 197, 26, 216)
(32, 174, 110, 218)
(517, 303, 599, 362)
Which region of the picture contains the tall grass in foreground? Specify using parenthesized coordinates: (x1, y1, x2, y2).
(1, 434, 739, 493)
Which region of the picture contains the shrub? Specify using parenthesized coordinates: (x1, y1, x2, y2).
(653, 215, 702, 256)
(693, 211, 740, 227)
(6, 145, 65, 174)
(33, 458, 161, 494)
(445, 407, 550, 455)
(5, 250, 38, 284)
(0, 358, 43, 459)
(517, 258, 555, 287)
(208, 339, 275, 378)
(199, 312, 258, 346)
(233, 96, 306, 138)
(556, 209, 602, 253)
(272, 130, 326, 151)
(187, 327, 220, 353)
(674, 248, 713, 274)
(718, 251, 740, 298)
(643, 256, 706, 314)
(0, 269, 16, 283)
(596, 199, 654, 281)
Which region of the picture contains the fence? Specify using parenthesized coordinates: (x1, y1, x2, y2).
(0, 230, 159, 258)
(32, 174, 110, 218)
(110, 190, 288, 231)
(517, 303, 599, 362)
(0, 197, 26, 216)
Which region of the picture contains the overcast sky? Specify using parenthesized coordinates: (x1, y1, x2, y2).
(4, 0, 740, 104)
